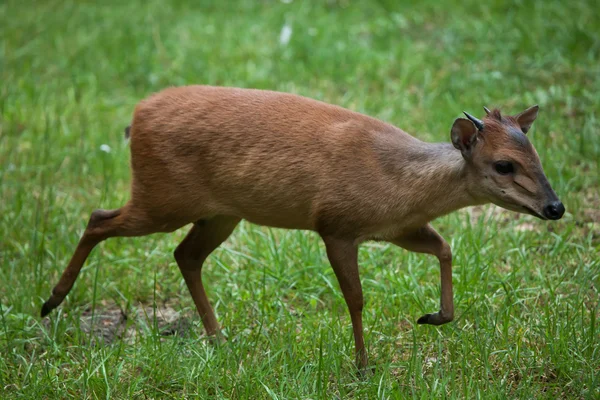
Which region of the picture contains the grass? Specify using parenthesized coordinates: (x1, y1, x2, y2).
(1, 0, 599, 398)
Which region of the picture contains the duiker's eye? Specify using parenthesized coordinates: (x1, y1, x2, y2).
(494, 161, 515, 175)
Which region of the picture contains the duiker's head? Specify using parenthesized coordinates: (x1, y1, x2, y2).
(451, 105, 564, 220)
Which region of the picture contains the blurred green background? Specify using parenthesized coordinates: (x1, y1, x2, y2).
(1, 0, 598, 398)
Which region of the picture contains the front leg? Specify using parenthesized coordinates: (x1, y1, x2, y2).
(391, 224, 454, 325)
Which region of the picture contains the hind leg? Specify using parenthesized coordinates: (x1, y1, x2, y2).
(174, 216, 240, 338)
(41, 203, 164, 317)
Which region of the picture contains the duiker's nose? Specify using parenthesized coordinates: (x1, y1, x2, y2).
(543, 201, 565, 220)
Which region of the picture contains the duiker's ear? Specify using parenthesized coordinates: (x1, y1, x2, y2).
(515, 105, 539, 134)
(451, 118, 478, 157)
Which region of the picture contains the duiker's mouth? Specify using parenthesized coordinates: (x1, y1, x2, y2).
(522, 205, 548, 220)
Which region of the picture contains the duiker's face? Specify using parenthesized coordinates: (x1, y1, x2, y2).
(451, 106, 564, 220)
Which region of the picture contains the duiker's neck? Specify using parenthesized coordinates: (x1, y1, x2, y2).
(390, 142, 482, 220)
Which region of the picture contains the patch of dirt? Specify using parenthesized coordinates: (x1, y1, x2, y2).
(579, 187, 600, 223)
(574, 187, 600, 245)
(514, 222, 536, 232)
(582, 208, 600, 223)
(459, 204, 515, 226)
(78, 307, 128, 344)
(44, 302, 195, 345)
(396, 318, 413, 332)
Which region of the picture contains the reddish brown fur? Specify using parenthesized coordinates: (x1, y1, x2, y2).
(42, 86, 562, 371)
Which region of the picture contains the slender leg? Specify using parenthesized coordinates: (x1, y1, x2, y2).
(321, 236, 368, 370)
(392, 224, 454, 325)
(173, 216, 240, 338)
(41, 204, 160, 317)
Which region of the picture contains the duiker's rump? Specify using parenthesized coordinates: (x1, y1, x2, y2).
(42, 85, 564, 370)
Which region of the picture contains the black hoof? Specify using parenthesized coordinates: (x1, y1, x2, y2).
(417, 314, 432, 324)
(40, 302, 53, 318)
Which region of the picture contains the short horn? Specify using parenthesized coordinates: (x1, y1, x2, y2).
(463, 111, 484, 131)
(483, 106, 491, 115)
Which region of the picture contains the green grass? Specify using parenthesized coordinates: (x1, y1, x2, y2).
(1, 0, 599, 398)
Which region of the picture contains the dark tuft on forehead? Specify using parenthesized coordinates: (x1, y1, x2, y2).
(482, 109, 531, 149)
(508, 127, 530, 148)
(488, 108, 503, 121)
